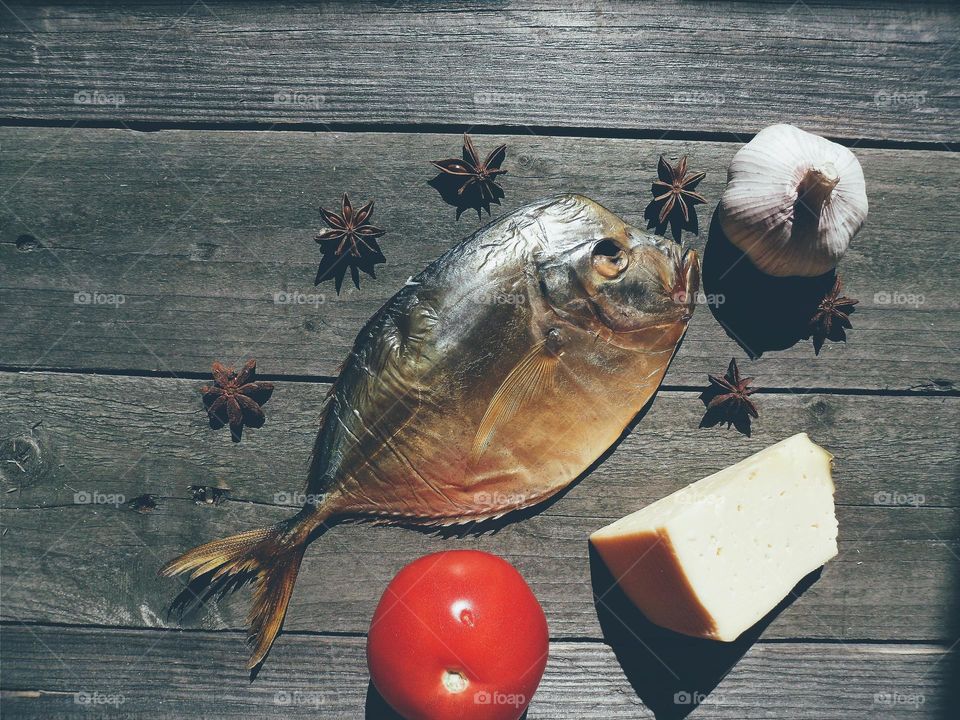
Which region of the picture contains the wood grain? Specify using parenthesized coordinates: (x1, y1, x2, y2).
(1, 3, 958, 717)
(0, 1, 957, 143)
(3, 497, 956, 641)
(2, 128, 957, 390)
(0, 626, 952, 719)
(2, 372, 957, 510)
(2, 372, 957, 640)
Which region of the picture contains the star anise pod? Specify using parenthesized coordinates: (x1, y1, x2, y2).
(699, 358, 759, 435)
(200, 359, 274, 442)
(314, 193, 386, 293)
(646, 155, 706, 242)
(809, 275, 858, 354)
(430, 134, 507, 218)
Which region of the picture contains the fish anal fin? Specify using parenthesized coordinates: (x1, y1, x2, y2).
(470, 338, 559, 463)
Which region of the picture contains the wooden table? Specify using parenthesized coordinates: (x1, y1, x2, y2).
(1, 2, 957, 718)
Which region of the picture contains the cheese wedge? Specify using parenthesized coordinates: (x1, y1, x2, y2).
(590, 433, 838, 641)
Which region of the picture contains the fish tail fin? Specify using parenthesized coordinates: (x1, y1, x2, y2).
(160, 511, 315, 669)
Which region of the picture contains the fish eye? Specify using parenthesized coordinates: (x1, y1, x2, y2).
(591, 238, 629, 279)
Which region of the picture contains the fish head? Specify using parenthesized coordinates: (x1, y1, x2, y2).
(532, 194, 700, 352)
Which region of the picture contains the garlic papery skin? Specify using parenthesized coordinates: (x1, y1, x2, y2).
(719, 124, 868, 277)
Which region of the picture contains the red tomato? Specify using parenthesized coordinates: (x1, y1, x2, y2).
(367, 550, 549, 720)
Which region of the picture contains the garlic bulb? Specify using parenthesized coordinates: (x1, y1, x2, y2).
(719, 124, 868, 277)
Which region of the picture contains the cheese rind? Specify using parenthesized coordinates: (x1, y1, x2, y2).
(589, 433, 838, 641)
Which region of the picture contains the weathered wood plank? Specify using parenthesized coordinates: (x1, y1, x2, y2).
(3, 373, 958, 510)
(0, 626, 952, 719)
(2, 498, 956, 641)
(2, 128, 957, 390)
(2, 372, 957, 640)
(0, 1, 957, 143)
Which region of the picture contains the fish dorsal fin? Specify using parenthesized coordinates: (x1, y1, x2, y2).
(470, 332, 562, 463)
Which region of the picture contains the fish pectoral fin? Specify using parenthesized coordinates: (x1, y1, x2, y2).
(470, 339, 558, 463)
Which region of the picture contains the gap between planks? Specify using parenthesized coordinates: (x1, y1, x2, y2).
(0, 619, 953, 652)
(0, 367, 956, 398)
(0, 118, 956, 152)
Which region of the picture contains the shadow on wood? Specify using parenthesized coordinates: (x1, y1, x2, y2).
(427, 173, 504, 221)
(365, 681, 529, 719)
(165, 521, 337, 680)
(365, 681, 404, 720)
(589, 542, 822, 719)
(702, 207, 836, 358)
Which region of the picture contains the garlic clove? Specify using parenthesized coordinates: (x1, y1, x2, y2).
(719, 124, 868, 278)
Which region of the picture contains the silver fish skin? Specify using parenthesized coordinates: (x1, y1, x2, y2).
(308, 193, 699, 523)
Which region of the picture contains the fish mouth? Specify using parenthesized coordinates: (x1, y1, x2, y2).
(667, 248, 701, 322)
